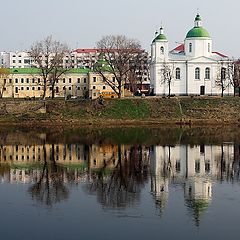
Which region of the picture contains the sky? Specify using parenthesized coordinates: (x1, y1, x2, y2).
(1, 0, 239, 57)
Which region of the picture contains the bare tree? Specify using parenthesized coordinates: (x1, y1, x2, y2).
(216, 60, 233, 97)
(161, 61, 175, 98)
(94, 35, 142, 98)
(29, 36, 72, 99)
(233, 59, 240, 97)
(0, 68, 10, 98)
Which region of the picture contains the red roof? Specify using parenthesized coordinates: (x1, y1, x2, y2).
(170, 44, 185, 53)
(212, 51, 227, 58)
(73, 49, 98, 53)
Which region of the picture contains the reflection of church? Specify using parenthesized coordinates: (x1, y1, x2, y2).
(150, 144, 235, 223)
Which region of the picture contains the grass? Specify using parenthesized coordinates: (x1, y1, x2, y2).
(1, 96, 240, 125)
(100, 99, 150, 119)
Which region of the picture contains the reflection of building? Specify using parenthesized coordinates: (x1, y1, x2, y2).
(0, 143, 88, 164)
(150, 144, 235, 223)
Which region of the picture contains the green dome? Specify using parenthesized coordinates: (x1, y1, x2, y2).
(186, 27, 210, 39)
(152, 33, 167, 43)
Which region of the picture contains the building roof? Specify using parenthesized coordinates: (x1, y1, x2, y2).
(9, 68, 91, 75)
(186, 14, 211, 39)
(73, 49, 98, 54)
(170, 44, 185, 54)
(186, 27, 210, 39)
(212, 52, 228, 58)
(152, 27, 168, 43)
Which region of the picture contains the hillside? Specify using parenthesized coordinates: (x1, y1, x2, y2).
(0, 97, 240, 127)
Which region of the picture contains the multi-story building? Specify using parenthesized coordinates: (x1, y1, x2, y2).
(0, 68, 121, 99)
(0, 48, 150, 96)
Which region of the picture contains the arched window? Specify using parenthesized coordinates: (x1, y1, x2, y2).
(160, 46, 164, 54)
(221, 67, 226, 80)
(205, 68, 210, 79)
(195, 67, 200, 80)
(189, 43, 192, 53)
(176, 68, 180, 80)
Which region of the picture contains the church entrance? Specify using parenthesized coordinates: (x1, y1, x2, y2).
(200, 86, 205, 95)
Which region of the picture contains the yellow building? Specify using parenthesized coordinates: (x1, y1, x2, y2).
(0, 68, 124, 99)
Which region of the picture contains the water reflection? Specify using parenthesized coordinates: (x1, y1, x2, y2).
(0, 131, 240, 225)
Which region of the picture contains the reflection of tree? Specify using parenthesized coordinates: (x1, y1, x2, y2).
(28, 144, 69, 207)
(83, 145, 149, 209)
(215, 144, 240, 182)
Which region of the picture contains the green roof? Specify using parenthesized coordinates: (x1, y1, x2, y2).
(66, 68, 91, 74)
(10, 68, 41, 75)
(152, 33, 167, 43)
(9, 68, 91, 75)
(186, 27, 210, 39)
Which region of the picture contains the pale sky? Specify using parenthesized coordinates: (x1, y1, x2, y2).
(2, 0, 239, 57)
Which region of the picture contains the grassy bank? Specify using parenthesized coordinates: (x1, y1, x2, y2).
(0, 97, 240, 126)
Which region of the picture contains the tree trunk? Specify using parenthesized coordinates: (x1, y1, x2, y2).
(43, 78, 47, 100)
(118, 85, 122, 98)
(221, 87, 224, 97)
(51, 82, 55, 99)
(168, 82, 171, 98)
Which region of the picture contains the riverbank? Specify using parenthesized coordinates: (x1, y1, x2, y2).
(0, 97, 240, 127)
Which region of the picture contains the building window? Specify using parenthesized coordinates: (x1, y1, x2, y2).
(93, 86, 96, 89)
(77, 78, 80, 83)
(195, 67, 200, 80)
(112, 77, 115, 82)
(195, 160, 200, 173)
(176, 68, 180, 80)
(69, 87, 71, 90)
(175, 161, 181, 172)
(32, 78, 35, 83)
(26, 87, 29, 90)
(189, 43, 192, 53)
(77, 86, 80, 90)
(56, 87, 59, 93)
(9, 79, 12, 84)
(38, 87, 41, 90)
(205, 68, 210, 80)
(221, 67, 226, 80)
(21, 78, 24, 83)
(93, 77, 96, 82)
(103, 86, 106, 90)
(63, 78, 65, 83)
(15, 79, 18, 83)
(69, 78, 71, 83)
(38, 78, 41, 84)
(26, 78, 29, 83)
(32, 87, 35, 90)
(205, 161, 210, 173)
(160, 46, 164, 54)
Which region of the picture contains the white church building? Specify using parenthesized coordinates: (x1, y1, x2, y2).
(150, 14, 234, 96)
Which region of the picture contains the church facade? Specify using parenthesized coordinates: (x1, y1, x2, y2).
(150, 14, 234, 96)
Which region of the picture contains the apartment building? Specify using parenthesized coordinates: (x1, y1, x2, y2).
(0, 67, 121, 99)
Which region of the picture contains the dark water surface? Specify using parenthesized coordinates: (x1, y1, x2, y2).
(0, 126, 240, 240)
